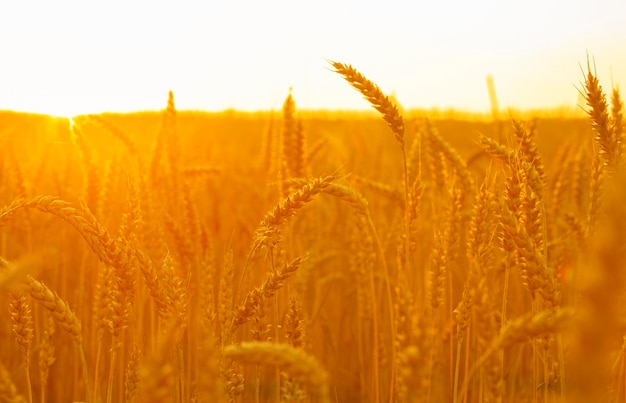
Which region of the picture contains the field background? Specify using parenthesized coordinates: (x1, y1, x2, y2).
(0, 79, 624, 403)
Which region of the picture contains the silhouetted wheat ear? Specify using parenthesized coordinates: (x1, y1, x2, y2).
(330, 61, 405, 148)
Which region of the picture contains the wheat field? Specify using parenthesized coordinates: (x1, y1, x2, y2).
(0, 59, 625, 403)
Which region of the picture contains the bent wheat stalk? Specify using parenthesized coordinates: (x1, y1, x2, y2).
(224, 342, 329, 403)
(330, 60, 407, 402)
(457, 307, 575, 402)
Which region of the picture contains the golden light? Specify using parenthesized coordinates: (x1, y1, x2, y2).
(2, 2, 626, 403)
(0, 1, 624, 115)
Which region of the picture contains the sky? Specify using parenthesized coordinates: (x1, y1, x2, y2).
(0, 0, 625, 116)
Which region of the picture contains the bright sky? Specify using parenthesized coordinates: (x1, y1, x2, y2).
(1, 0, 625, 116)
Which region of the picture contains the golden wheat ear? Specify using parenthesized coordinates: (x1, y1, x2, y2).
(582, 56, 620, 172)
(329, 60, 405, 148)
(224, 341, 330, 403)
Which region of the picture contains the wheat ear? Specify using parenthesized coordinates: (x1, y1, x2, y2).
(224, 341, 329, 403)
(329, 60, 405, 148)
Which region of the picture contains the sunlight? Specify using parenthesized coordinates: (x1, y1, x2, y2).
(0, 1, 624, 114)
(46, 106, 80, 120)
